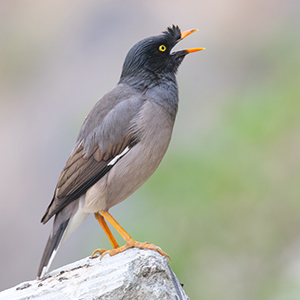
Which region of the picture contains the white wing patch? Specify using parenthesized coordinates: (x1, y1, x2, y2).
(108, 146, 130, 166)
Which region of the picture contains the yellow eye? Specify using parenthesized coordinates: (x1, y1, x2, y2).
(159, 45, 167, 52)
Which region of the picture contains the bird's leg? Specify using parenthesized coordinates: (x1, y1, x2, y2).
(92, 212, 120, 257)
(98, 210, 170, 261)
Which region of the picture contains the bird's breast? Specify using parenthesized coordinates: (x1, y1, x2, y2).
(83, 100, 175, 213)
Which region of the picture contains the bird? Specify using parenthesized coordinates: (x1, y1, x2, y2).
(37, 25, 204, 279)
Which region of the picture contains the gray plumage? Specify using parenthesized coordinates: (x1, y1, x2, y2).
(38, 25, 202, 278)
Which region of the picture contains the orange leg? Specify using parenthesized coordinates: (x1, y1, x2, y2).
(92, 212, 119, 257)
(95, 210, 170, 261)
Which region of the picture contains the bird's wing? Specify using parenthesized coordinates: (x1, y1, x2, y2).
(41, 85, 144, 223)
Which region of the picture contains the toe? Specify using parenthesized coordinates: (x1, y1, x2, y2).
(91, 248, 107, 258)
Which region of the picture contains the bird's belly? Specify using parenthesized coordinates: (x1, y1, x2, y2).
(83, 103, 175, 213)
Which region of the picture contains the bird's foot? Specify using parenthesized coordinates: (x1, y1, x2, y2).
(98, 238, 171, 261)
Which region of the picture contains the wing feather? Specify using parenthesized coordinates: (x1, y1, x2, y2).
(41, 84, 144, 224)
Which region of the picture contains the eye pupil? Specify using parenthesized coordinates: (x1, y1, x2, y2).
(159, 45, 166, 52)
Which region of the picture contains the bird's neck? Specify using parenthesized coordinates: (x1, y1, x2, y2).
(119, 69, 177, 92)
(119, 70, 179, 119)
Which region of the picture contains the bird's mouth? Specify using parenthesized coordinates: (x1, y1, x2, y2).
(171, 28, 205, 56)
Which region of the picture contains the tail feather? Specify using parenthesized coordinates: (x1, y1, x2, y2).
(37, 219, 69, 278)
(38, 196, 89, 278)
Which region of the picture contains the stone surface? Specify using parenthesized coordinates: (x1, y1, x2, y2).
(0, 248, 189, 300)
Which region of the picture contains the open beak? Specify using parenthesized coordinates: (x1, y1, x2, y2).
(179, 28, 205, 54)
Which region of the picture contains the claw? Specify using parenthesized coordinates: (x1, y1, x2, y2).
(91, 248, 107, 258)
(100, 250, 111, 260)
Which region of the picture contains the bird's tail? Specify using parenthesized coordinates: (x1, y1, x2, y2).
(37, 219, 69, 278)
(37, 197, 89, 279)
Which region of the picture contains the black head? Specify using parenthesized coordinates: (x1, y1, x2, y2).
(119, 25, 203, 86)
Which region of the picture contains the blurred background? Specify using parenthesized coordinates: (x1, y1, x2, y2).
(0, 0, 300, 299)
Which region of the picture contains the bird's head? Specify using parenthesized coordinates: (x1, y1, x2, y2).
(119, 25, 204, 86)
